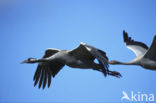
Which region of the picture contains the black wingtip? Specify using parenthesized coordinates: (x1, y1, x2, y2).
(123, 30, 128, 43)
(42, 68, 48, 89)
(38, 67, 45, 89)
(34, 83, 37, 87)
(42, 86, 45, 89)
(103, 70, 107, 77)
(47, 68, 52, 88)
(123, 30, 125, 34)
(154, 35, 156, 40)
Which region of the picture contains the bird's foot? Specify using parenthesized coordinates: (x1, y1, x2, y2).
(108, 70, 122, 78)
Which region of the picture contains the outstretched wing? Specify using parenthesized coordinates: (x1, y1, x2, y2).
(42, 48, 61, 58)
(144, 35, 156, 61)
(70, 42, 109, 70)
(33, 48, 64, 89)
(123, 30, 148, 57)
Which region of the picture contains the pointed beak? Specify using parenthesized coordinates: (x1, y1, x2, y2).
(20, 60, 28, 64)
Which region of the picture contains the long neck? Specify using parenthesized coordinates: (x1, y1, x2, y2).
(28, 58, 49, 63)
(110, 60, 136, 65)
(36, 58, 49, 62)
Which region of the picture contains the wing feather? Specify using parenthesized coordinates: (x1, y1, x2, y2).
(70, 42, 109, 72)
(38, 65, 45, 88)
(34, 65, 42, 87)
(33, 64, 41, 81)
(123, 30, 148, 57)
(50, 62, 65, 77)
(70, 44, 95, 60)
(48, 67, 52, 88)
(33, 49, 64, 89)
(43, 67, 48, 89)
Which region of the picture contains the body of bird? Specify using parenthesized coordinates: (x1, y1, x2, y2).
(37, 50, 102, 69)
(22, 42, 121, 89)
(140, 58, 156, 70)
(51, 50, 95, 68)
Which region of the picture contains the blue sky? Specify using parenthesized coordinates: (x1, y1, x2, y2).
(0, 0, 156, 102)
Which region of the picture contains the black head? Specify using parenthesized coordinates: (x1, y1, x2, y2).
(21, 57, 36, 64)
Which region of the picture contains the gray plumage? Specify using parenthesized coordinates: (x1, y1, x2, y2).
(109, 30, 156, 70)
(22, 42, 121, 89)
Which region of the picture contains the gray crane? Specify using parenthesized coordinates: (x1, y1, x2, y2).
(109, 30, 156, 70)
(22, 42, 121, 89)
